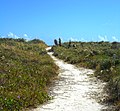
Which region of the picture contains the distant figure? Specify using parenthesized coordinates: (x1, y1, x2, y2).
(59, 38, 62, 46)
(54, 39, 58, 46)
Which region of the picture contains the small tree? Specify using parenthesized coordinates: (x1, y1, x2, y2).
(54, 39, 58, 46)
(59, 38, 62, 46)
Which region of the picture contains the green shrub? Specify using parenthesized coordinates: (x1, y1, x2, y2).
(99, 59, 111, 70)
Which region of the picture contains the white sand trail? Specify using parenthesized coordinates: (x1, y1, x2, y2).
(32, 49, 107, 111)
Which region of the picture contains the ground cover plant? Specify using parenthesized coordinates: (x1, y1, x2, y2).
(0, 38, 58, 111)
(52, 41, 120, 109)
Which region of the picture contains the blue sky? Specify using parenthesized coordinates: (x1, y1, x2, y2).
(0, 0, 120, 45)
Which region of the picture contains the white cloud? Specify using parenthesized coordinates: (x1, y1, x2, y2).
(1, 36, 5, 38)
(69, 37, 78, 41)
(80, 38, 87, 42)
(23, 34, 28, 37)
(14, 35, 20, 39)
(68, 37, 87, 42)
(7, 32, 14, 37)
(23, 34, 32, 41)
(98, 35, 108, 41)
(112, 36, 118, 41)
(7, 32, 19, 38)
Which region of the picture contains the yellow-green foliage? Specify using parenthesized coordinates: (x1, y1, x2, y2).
(0, 38, 58, 111)
(53, 41, 120, 106)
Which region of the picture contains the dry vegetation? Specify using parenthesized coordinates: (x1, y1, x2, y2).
(0, 38, 58, 111)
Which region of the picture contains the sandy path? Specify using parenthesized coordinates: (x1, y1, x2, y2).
(32, 48, 107, 111)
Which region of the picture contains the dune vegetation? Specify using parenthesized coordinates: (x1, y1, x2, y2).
(0, 38, 58, 111)
(52, 41, 120, 109)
